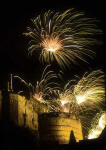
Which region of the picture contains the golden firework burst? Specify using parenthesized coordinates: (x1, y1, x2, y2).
(73, 70, 105, 110)
(24, 9, 102, 69)
(72, 70, 105, 138)
(49, 80, 80, 116)
(14, 65, 61, 103)
(41, 36, 62, 52)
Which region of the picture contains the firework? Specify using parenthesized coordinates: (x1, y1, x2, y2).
(59, 92, 79, 115)
(49, 80, 80, 117)
(73, 70, 105, 111)
(88, 111, 106, 139)
(33, 65, 61, 102)
(24, 9, 102, 69)
(49, 70, 105, 112)
(14, 65, 61, 103)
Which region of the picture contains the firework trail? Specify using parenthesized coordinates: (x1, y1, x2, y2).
(14, 65, 61, 103)
(73, 70, 105, 111)
(49, 80, 80, 116)
(72, 70, 105, 138)
(49, 70, 105, 113)
(32, 65, 61, 102)
(88, 111, 106, 139)
(24, 9, 102, 69)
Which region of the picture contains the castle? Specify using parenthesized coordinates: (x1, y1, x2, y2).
(0, 76, 83, 144)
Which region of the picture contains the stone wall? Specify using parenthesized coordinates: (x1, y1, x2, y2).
(39, 113, 83, 144)
(9, 93, 49, 132)
(9, 94, 18, 124)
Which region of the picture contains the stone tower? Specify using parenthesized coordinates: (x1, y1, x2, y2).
(38, 112, 83, 144)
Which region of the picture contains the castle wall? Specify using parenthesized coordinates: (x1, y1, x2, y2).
(18, 95, 26, 127)
(8, 94, 49, 132)
(9, 94, 38, 130)
(25, 100, 38, 130)
(9, 94, 18, 124)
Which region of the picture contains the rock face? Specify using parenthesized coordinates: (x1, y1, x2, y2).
(38, 112, 83, 144)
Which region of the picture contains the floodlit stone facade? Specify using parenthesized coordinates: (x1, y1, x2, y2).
(39, 113, 83, 144)
(9, 93, 49, 131)
(0, 92, 83, 144)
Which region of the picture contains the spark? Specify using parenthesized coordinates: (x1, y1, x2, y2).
(76, 95, 85, 104)
(41, 36, 62, 52)
(88, 112, 106, 139)
(98, 113, 106, 129)
(49, 81, 80, 116)
(61, 99, 67, 106)
(24, 9, 102, 69)
(88, 129, 101, 139)
(33, 91, 45, 103)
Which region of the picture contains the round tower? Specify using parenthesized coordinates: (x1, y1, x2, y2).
(38, 112, 83, 144)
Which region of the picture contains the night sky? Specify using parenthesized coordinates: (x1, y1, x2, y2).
(0, 0, 104, 89)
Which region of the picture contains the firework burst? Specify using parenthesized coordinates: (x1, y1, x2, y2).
(24, 9, 102, 69)
(88, 111, 106, 139)
(32, 65, 61, 102)
(14, 65, 61, 103)
(73, 70, 105, 111)
(71, 70, 105, 138)
(49, 80, 80, 117)
(49, 70, 105, 111)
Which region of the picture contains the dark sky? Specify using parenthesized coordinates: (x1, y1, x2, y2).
(0, 0, 104, 89)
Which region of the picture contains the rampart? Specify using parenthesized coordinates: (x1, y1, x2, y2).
(9, 93, 49, 131)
